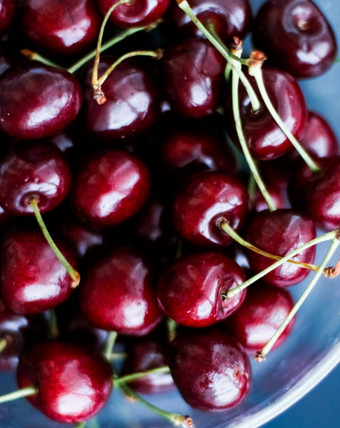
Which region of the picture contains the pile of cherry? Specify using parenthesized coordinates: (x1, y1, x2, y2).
(0, 0, 338, 426)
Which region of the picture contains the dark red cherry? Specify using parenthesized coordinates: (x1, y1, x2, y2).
(83, 58, 159, 140)
(289, 157, 340, 230)
(19, 0, 100, 57)
(80, 246, 163, 334)
(0, 63, 82, 140)
(259, 155, 294, 189)
(0, 46, 13, 76)
(169, 328, 251, 411)
(1, 229, 78, 314)
(173, 171, 248, 247)
(0, 0, 15, 34)
(157, 252, 246, 327)
(246, 209, 316, 287)
(163, 38, 225, 118)
(170, 0, 251, 43)
(0, 142, 71, 216)
(0, 299, 47, 371)
(251, 183, 288, 212)
(226, 284, 295, 351)
(17, 341, 113, 423)
(98, 0, 170, 28)
(226, 67, 307, 160)
(71, 150, 150, 229)
(253, 0, 337, 79)
(123, 337, 174, 394)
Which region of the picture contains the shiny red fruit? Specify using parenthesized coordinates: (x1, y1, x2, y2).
(0, 0, 15, 34)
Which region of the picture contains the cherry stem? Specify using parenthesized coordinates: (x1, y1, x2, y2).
(0, 338, 7, 354)
(249, 60, 320, 173)
(227, 230, 337, 299)
(103, 331, 118, 361)
(20, 49, 61, 68)
(231, 62, 277, 212)
(111, 352, 127, 361)
(219, 219, 320, 273)
(115, 366, 170, 385)
(48, 309, 59, 339)
(324, 257, 340, 278)
(176, 0, 261, 112)
(93, 49, 163, 105)
(167, 318, 178, 342)
(0, 386, 37, 404)
(118, 382, 194, 427)
(75, 423, 86, 428)
(256, 235, 340, 362)
(30, 199, 80, 288)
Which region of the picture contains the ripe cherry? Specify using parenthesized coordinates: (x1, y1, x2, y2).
(0, 0, 15, 34)
(169, 328, 251, 411)
(173, 171, 248, 247)
(251, 183, 288, 212)
(253, 0, 337, 79)
(157, 252, 246, 327)
(17, 341, 113, 423)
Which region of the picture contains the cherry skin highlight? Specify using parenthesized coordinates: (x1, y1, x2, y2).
(253, 0, 337, 79)
(157, 252, 247, 327)
(0, 229, 78, 314)
(80, 246, 163, 334)
(173, 171, 248, 247)
(17, 341, 113, 423)
(246, 209, 316, 287)
(169, 328, 251, 411)
(0, 0, 15, 34)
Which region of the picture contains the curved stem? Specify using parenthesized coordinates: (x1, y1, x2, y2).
(48, 309, 59, 339)
(249, 65, 320, 173)
(256, 236, 340, 362)
(111, 352, 127, 361)
(167, 318, 178, 342)
(231, 65, 277, 212)
(20, 49, 61, 68)
(227, 230, 337, 299)
(0, 386, 37, 404)
(115, 366, 170, 385)
(103, 331, 118, 361)
(0, 338, 7, 354)
(219, 219, 319, 272)
(30, 199, 80, 288)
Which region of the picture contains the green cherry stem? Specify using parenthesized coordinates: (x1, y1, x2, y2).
(111, 352, 127, 361)
(255, 234, 340, 362)
(103, 331, 118, 361)
(75, 423, 86, 428)
(248, 54, 320, 173)
(0, 338, 7, 354)
(167, 318, 178, 342)
(231, 62, 277, 212)
(227, 230, 337, 299)
(30, 199, 80, 288)
(115, 366, 170, 385)
(48, 309, 59, 339)
(0, 386, 37, 404)
(20, 49, 61, 68)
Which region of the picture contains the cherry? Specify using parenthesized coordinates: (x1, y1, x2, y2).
(169, 327, 251, 411)
(98, 0, 170, 28)
(1, 229, 78, 314)
(71, 150, 150, 229)
(157, 252, 246, 327)
(170, 0, 251, 44)
(246, 209, 316, 287)
(226, 283, 295, 351)
(0, 63, 82, 140)
(0, 46, 13, 76)
(259, 155, 296, 190)
(289, 157, 340, 230)
(253, 0, 337, 79)
(226, 67, 307, 160)
(0, 142, 71, 216)
(0, 0, 14, 34)
(80, 246, 163, 334)
(173, 171, 248, 247)
(19, 0, 101, 57)
(123, 337, 174, 394)
(17, 341, 113, 423)
(163, 38, 225, 118)
(251, 183, 288, 212)
(82, 57, 159, 140)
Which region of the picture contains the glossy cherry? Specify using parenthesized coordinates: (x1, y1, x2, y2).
(71, 150, 150, 229)
(253, 0, 337, 79)
(157, 252, 246, 327)
(83, 58, 159, 140)
(289, 157, 340, 230)
(226, 284, 295, 351)
(1, 229, 78, 314)
(173, 171, 248, 247)
(80, 246, 163, 334)
(246, 209, 316, 287)
(170, 0, 251, 43)
(169, 328, 251, 411)
(17, 341, 113, 423)
(98, 0, 170, 28)
(0, 63, 82, 140)
(251, 183, 288, 212)
(163, 38, 225, 118)
(0, 0, 15, 34)
(0, 142, 71, 216)
(226, 67, 307, 160)
(19, 0, 101, 57)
